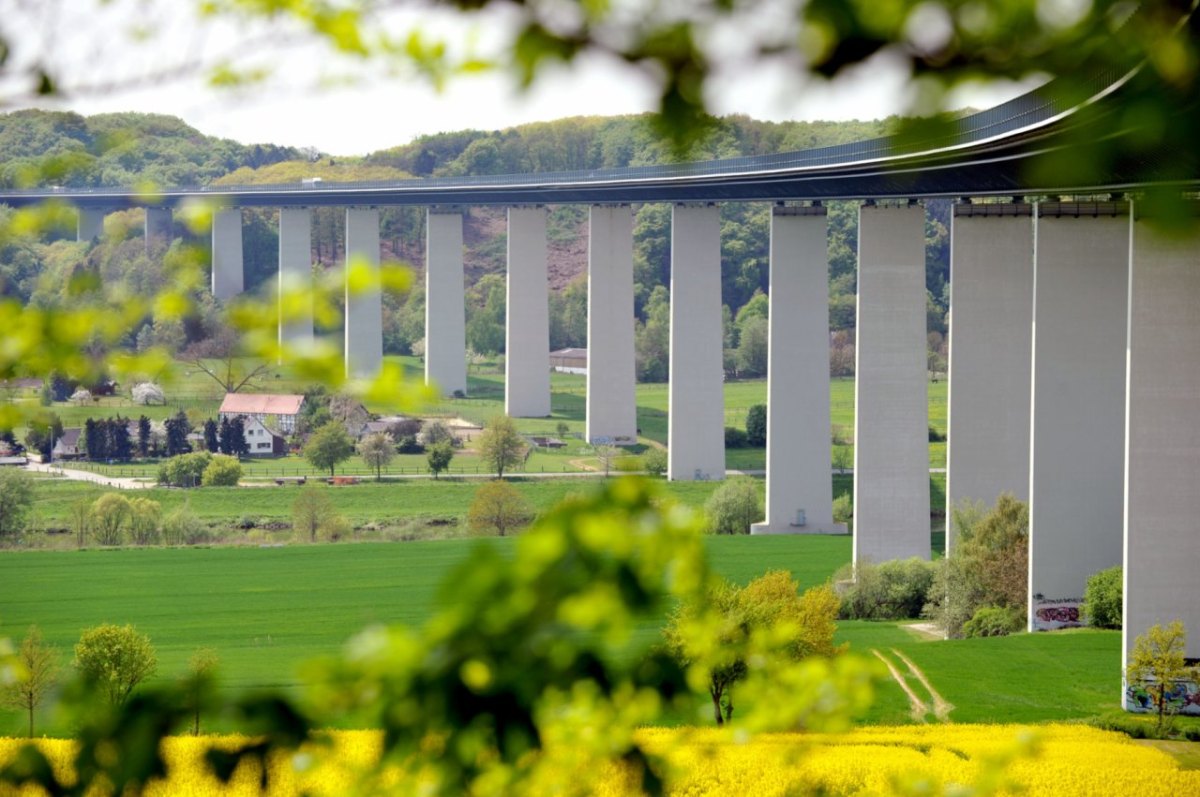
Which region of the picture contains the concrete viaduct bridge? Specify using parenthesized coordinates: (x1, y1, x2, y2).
(3, 67, 1198, 706)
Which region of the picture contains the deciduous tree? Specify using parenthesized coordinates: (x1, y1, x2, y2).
(0, 467, 35, 541)
(427, 440, 454, 479)
(0, 626, 59, 737)
(357, 432, 395, 481)
(1126, 620, 1199, 730)
(467, 480, 533, 537)
(477, 415, 525, 479)
(74, 624, 157, 706)
(90, 492, 132, 546)
(304, 421, 354, 477)
(292, 484, 336, 543)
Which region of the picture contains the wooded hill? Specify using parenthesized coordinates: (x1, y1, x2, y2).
(0, 109, 951, 379)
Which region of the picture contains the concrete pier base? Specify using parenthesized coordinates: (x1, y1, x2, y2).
(505, 206, 551, 417)
(425, 209, 467, 396)
(345, 208, 384, 379)
(77, 208, 105, 243)
(144, 207, 172, 252)
(1028, 203, 1128, 631)
(211, 209, 245, 301)
(853, 203, 930, 564)
(1123, 206, 1200, 707)
(752, 206, 842, 534)
(668, 203, 724, 481)
(278, 208, 314, 358)
(585, 205, 637, 445)
(945, 204, 1033, 554)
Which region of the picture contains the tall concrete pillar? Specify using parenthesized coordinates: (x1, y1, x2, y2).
(211, 208, 245, 302)
(144, 207, 172, 252)
(345, 207, 384, 379)
(853, 203, 930, 564)
(505, 206, 551, 417)
(945, 203, 1034, 554)
(1028, 202, 1128, 631)
(1123, 207, 1200, 702)
(585, 204, 637, 444)
(668, 203, 724, 481)
(425, 209, 467, 396)
(752, 206, 841, 533)
(77, 208, 105, 243)
(278, 208, 314, 357)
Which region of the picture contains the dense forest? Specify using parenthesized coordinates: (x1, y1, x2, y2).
(0, 109, 952, 379)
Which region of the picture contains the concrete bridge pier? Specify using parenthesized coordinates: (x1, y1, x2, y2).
(505, 206, 551, 417)
(585, 204, 637, 445)
(752, 205, 841, 534)
(77, 208, 105, 243)
(668, 203, 724, 481)
(211, 208, 245, 301)
(1027, 202, 1128, 631)
(345, 207, 384, 379)
(144, 207, 172, 251)
(853, 202, 930, 564)
(425, 208, 467, 396)
(1123, 205, 1200, 697)
(944, 203, 1034, 553)
(278, 207, 314, 359)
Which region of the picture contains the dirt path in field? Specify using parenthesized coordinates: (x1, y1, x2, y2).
(891, 648, 954, 721)
(872, 649, 931, 723)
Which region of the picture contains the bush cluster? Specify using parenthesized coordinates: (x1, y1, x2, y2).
(1083, 566, 1122, 629)
(836, 558, 937, 620)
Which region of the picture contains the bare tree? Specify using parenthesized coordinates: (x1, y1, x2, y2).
(181, 330, 272, 394)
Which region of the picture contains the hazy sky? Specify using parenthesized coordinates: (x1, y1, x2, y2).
(8, 1, 1038, 156)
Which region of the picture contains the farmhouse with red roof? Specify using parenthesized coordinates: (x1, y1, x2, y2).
(218, 393, 305, 434)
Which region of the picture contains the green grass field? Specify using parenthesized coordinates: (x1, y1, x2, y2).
(0, 526, 1122, 737)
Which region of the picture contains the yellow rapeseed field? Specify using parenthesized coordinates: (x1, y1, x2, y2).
(1, 724, 1197, 796)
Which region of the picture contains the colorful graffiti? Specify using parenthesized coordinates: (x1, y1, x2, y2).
(1032, 599, 1084, 631)
(1125, 678, 1200, 717)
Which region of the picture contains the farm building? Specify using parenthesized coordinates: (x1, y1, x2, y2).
(219, 394, 304, 434)
(550, 348, 587, 374)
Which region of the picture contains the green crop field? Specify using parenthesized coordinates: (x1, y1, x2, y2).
(0, 524, 1123, 737)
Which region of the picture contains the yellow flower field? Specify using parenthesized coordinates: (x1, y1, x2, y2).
(1, 724, 1196, 796)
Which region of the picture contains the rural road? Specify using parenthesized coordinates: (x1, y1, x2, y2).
(25, 462, 154, 490)
(27, 463, 948, 488)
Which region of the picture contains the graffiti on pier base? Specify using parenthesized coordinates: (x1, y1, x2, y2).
(1032, 599, 1084, 631)
(1124, 677, 1200, 716)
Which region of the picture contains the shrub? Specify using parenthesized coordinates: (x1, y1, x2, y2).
(0, 467, 35, 541)
(161, 502, 204, 546)
(1083, 565, 1122, 629)
(831, 494, 852, 531)
(201, 454, 243, 487)
(704, 477, 761, 535)
(127, 497, 162, 546)
(962, 605, 1024, 638)
(745, 404, 766, 447)
(928, 425, 946, 442)
(724, 427, 748, 448)
(837, 558, 937, 620)
(158, 451, 213, 488)
(926, 494, 1028, 638)
(643, 448, 668, 476)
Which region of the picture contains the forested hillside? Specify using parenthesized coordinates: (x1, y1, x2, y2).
(0, 109, 951, 379)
